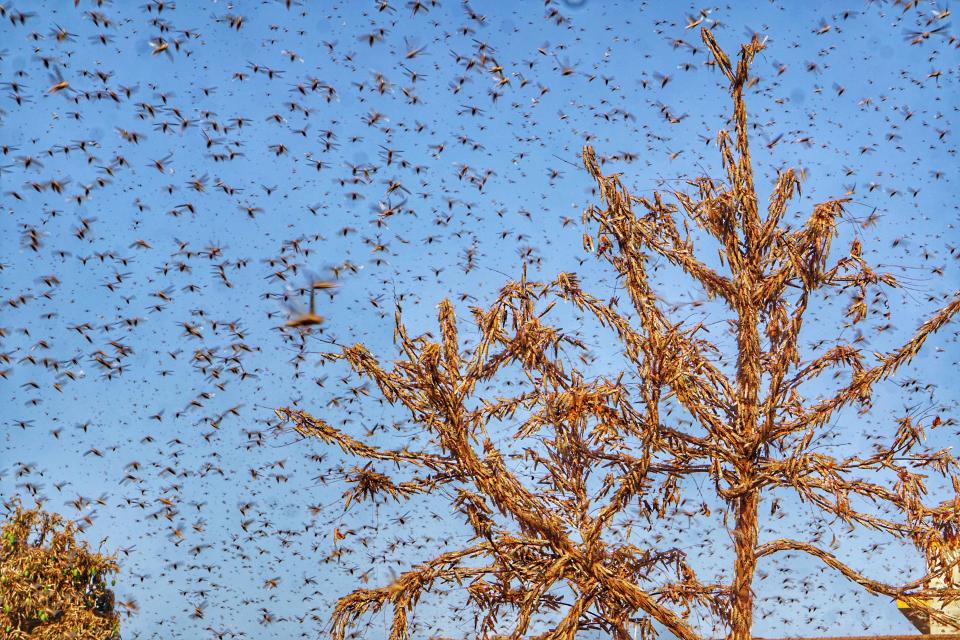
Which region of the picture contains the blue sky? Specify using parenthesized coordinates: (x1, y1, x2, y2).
(2, 0, 959, 638)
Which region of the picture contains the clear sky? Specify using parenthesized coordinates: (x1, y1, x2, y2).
(2, 1, 959, 638)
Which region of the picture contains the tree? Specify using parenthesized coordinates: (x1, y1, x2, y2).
(0, 498, 121, 640)
(277, 28, 960, 640)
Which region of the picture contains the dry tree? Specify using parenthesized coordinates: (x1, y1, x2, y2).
(0, 497, 121, 639)
(277, 28, 960, 640)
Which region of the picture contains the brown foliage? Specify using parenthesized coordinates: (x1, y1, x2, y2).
(278, 28, 960, 640)
(0, 498, 120, 640)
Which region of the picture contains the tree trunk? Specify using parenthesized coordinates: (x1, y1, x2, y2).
(729, 489, 759, 640)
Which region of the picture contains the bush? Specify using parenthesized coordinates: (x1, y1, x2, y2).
(0, 498, 120, 639)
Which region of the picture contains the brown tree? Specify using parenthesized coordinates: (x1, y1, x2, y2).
(277, 28, 960, 640)
(0, 498, 121, 640)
